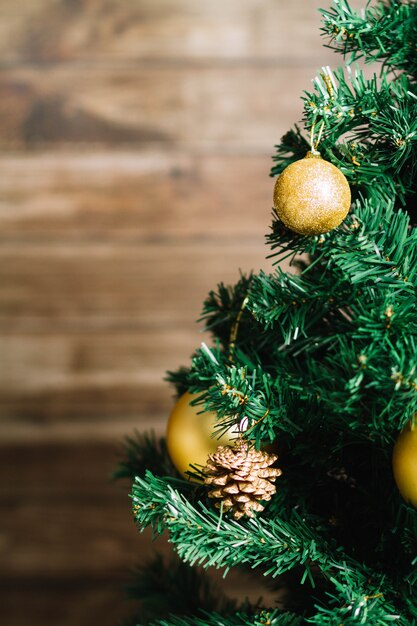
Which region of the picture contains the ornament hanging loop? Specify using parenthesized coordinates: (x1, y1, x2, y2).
(310, 119, 325, 157)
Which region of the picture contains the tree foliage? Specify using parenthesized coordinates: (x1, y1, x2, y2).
(118, 2, 417, 623)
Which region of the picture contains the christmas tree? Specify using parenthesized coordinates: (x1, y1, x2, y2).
(116, 1, 417, 623)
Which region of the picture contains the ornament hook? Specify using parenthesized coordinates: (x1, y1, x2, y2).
(310, 119, 325, 156)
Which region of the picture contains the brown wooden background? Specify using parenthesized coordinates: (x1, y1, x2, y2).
(0, 1, 361, 624)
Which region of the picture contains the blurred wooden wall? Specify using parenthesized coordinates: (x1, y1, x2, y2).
(0, 1, 357, 624)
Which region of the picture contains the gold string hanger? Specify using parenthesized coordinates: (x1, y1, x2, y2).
(310, 117, 325, 156)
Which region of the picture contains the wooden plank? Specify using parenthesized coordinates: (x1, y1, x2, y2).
(0, 441, 131, 497)
(0, 387, 170, 434)
(0, 381, 203, 434)
(0, 329, 198, 394)
(0, 416, 166, 447)
(0, 572, 279, 626)
(0, 580, 136, 626)
(0, 0, 345, 64)
(0, 496, 152, 578)
(0, 332, 191, 428)
(0, 242, 275, 331)
(0, 64, 320, 148)
(0, 152, 277, 242)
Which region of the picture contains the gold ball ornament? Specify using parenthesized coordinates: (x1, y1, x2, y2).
(166, 391, 236, 478)
(273, 151, 351, 236)
(392, 418, 417, 508)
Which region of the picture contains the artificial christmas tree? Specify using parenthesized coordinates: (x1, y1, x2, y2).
(117, 1, 417, 623)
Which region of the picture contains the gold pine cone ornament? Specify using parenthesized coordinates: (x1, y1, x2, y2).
(273, 151, 351, 236)
(203, 439, 282, 520)
(392, 418, 417, 508)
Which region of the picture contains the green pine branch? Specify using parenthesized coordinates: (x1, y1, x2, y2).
(306, 579, 401, 625)
(131, 472, 408, 624)
(180, 345, 305, 446)
(267, 194, 417, 293)
(147, 608, 302, 626)
(132, 472, 334, 580)
(200, 273, 255, 349)
(321, 0, 417, 77)
(183, 198, 417, 444)
(271, 69, 417, 202)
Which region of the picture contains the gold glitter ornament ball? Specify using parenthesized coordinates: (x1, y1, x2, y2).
(392, 418, 417, 508)
(166, 391, 236, 479)
(273, 151, 351, 236)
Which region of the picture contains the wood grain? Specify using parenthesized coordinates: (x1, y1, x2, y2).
(0, 63, 319, 148)
(1, 497, 147, 578)
(0, 581, 136, 626)
(0, 241, 275, 329)
(0, 151, 275, 241)
(0, 0, 336, 64)
(0, 441, 129, 496)
(0, 329, 194, 428)
(0, 575, 279, 626)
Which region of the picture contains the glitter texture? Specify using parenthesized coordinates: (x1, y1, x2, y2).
(273, 152, 351, 236)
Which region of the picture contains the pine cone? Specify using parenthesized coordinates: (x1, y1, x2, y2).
(203, 439, 282, 520)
